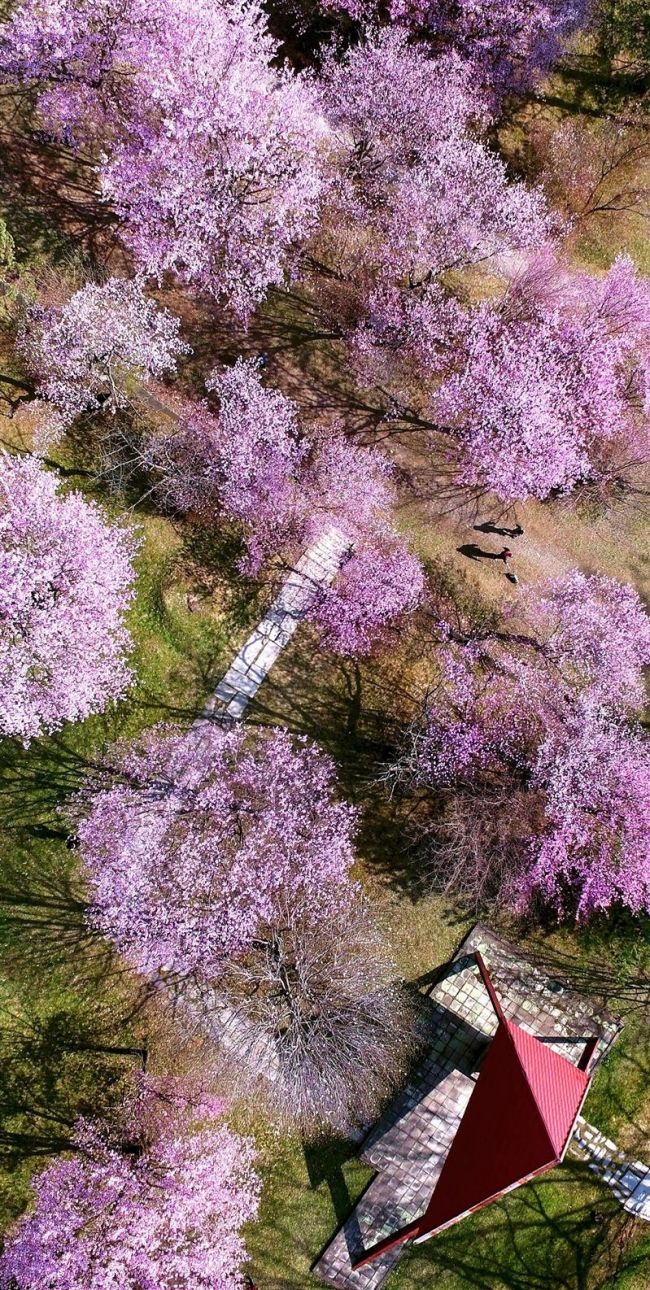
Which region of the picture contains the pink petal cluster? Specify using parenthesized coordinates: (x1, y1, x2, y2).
(75, 722, 358, 979)
(319, 31, 552, 283)
(406, 681, 534, 790)
(0, 0, 326, 318)
(154, 375, 393, 562)
(402, 0, 588, 93)
(298, 435, 425, 658)
(301, 434, 395, 540)
(516, 570, 650, 712)
(308, 528, 425, 657)
(320, 32, 488, 164)
(349, 282, 466, 392)
(318, 0, 587, 94)
(528, 706, 650, 917)
(403, 633, 554, 791)
(0, 1080, 259, 1290)
(154, 359, 307, 573)
(152, 363, 425, 652)
(20, 278, 188, 447)
(353, 250, 650, 505)
(0, 453, 137, 742)
(393, 570, 650, 916)
(436, 255, 650, 501)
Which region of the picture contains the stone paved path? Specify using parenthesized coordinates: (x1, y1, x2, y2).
(570, 1116, 650, 1219)
(313, 924, 622, 1290)
(203, 525, 350, 722)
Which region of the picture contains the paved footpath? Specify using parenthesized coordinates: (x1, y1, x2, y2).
(202, 524, 350, 723)
(178, 525, 351, 1054)
(569, 1116, 650, 1219)
(134, 380, 351, 727)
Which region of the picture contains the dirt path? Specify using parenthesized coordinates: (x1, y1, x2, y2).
(398, 476, 650, 609)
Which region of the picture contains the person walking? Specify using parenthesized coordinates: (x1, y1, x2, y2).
(500, 546, 519, 584)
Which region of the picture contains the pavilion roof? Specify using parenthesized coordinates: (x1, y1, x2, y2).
(413, 961, 590, 1241)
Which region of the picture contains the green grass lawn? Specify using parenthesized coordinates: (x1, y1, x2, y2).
(248, 1139, 650, 1289)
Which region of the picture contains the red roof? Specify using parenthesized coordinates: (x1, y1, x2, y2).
(507, 1017, 588, 1156)
(414, 985, 590, 1241)
(352, 955, 595, 1269)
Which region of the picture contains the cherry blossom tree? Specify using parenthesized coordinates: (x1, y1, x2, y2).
(74, 722, 414, 1131)
(532, 111, 650, 224)
(0, 0, 326, 318)
(434, 254, 650, 501)
(0, 453, 137, 742)
(315, 0, 588, 93)
(516, 570, 650, 712)
(20, 277, 188, 448)
(308, 528, 425, 656)
(192, 887, 415, 1134)
(301, 433, 395, 540)
(151, 364, 425, 651)
(404, 0, 589, 93)
(76, 722, 357, 977)
(156, 391, 397, 563)
(348, 280, 466, 394)
(316, 30, 552, 293)
(152, 360, 307, 573)
(0, 1076, 260, 1290)
(527, 706, 650, 918)
(354, 251, 650, 505)
(386, 567, 650, 916)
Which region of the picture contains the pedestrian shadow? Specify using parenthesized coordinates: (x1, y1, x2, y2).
(474, 522, 523, 538)
(457, 544, 504, 562)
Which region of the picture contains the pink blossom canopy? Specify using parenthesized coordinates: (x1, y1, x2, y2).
(438, 256, 650, 501)
(319, 0, 588, 93)
(517, 570, 650, 712)
(0, 0, 327, 318)
(309, 529, 425, 657)
(154, 359, 307, 572)
(0, 1081, 260, 1290)
(20, 278, 188, 447)
(151, 366, 426, 653)
(320, 30, 552, 283)
(528, 707, 650, 918)
(76, 722, 357, 979)
(391, 568, 650, 917)
(0, 453, 137, 742)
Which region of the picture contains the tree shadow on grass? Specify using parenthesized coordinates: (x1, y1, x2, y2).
(303, 1137, 362, 1229)
(0, 124, 121, 272)
(0, 735, 108, 835)
(176, 522, 272, 634)
(0, 835, 158, 1015)
(0, 846, 154, 1185)
(0, 996, 148, 1178)
(524, 926, 650, 1019)
(251, 1159, 648, 1290)
(409, 1165, 649, 1290)
(246, 632, 460, 909)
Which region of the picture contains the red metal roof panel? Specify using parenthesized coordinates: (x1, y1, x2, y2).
(505, 1019, 590, 1158)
